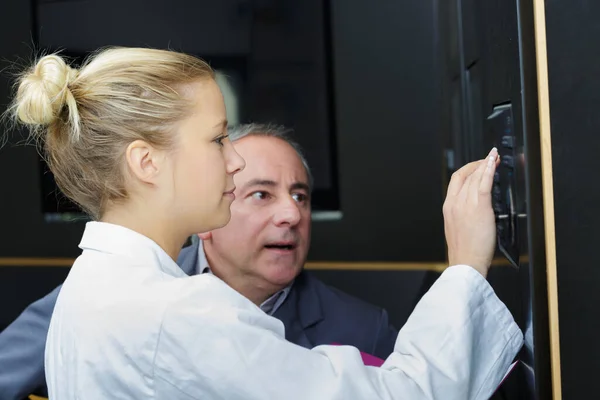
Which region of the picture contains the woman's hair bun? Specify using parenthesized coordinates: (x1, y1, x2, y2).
(14, 54, 79, 127)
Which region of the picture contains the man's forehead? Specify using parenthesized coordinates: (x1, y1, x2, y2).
(233, 136, 309, 187)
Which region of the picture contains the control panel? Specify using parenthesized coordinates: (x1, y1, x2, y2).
(487, 104, 519, 268)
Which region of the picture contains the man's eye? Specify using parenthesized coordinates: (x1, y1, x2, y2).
(292, 193, 307, 202)
(252, 191, 269, 200)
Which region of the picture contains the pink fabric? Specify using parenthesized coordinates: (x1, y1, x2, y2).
(330, 343, 385, 367)
(358, 351, 385, 367)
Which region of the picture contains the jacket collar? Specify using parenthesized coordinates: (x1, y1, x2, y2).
(176, 237, 200, 276)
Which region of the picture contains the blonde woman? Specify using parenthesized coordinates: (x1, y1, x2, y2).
(9, 47, 521, 399)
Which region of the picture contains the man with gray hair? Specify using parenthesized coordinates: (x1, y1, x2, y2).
(0, 123, 400, 399)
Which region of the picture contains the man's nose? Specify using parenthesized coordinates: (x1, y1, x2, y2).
(272, 197, 301, 226)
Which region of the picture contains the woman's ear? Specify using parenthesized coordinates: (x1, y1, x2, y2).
(125, 140, 163, 185)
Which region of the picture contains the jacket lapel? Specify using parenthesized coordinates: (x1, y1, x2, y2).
(273, 271, 324, 349)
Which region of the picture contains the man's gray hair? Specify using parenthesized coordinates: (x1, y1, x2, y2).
(228, 123, 314, 190)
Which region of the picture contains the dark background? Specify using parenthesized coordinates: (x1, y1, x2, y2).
(544, 1, 600, 398)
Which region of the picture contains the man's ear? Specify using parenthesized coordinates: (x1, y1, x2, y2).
(198, 232, 212, 241)
(125, 140, 162, 185)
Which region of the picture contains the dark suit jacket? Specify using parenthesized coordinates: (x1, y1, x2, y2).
(0, 240, 398, 399)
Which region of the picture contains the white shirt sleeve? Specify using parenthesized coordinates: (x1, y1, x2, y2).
(153, 265, 523, 400)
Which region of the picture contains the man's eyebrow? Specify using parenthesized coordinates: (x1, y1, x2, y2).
(241, 179, 277, 191)
(290, 182, 310, 192)
(241, 179, 310, 193)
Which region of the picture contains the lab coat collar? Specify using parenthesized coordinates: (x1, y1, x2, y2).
(78, 221, 186, 278)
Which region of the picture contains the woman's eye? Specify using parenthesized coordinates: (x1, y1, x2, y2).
(214, 134, 228, 147)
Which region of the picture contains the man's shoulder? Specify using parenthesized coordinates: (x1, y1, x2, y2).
(297, 271, 386, 320)
(291, 270, 398, 357)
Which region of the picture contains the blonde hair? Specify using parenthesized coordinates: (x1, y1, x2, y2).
(9, 47, 215, 219)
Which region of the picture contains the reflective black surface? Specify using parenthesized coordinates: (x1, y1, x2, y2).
(437, 0, 552, 397)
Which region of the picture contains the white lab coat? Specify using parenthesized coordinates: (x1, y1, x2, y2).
(45, 222, 523, 399)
